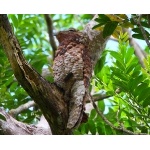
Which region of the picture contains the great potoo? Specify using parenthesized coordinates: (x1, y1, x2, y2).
(53, 28, 92, 129)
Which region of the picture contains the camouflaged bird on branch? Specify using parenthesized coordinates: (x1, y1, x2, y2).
(53, 28, 92, 130)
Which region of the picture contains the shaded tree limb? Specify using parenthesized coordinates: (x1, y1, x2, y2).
(9, 100, 51, 133)
(90, 97, 146, 135)
(112, 28, 147, 68)
(129, 39, 147, 68)
(0, 108, 51, 135)
(124, 28, 147, 68)
(9, 101, 36, 117)
(44, 14, 57, 59)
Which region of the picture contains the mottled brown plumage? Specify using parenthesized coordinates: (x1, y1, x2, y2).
(53, 29, 92, 129)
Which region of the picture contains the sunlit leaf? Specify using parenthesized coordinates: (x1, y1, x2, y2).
(88, 120, 96, 135)
(143, 95, 150, 108)
(98, 100, 105, 113)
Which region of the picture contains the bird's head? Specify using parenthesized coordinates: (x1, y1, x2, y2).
(54, 28, 85, 44)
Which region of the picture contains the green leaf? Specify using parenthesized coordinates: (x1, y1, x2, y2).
(112, 78, 128, 91)
(125, 62, 138, 74)
(93, 20, 107, 27)
(0, 114, 6, 121)
(134, 83, 148, 98)
(4, 76, 14, 87)
(89, 109, 97, 120)
(18, 14, 23, 23)
(111, 67, 127, 81)
(131, 70, 141, 78)
(132, 28, 142, 33)
(98, 14, 111, 22)
(109, 51, 124, 65)
(115, 60, 126, 71)
(96, 123, 105, 135)
(105, 125, 113, 135)
(77, 123, 87, 134)
(81, 14, 93, 20)
(137, 87, 150, 103)
(132, 31, 150, 40)
(129, 75, 144, 92)
(10, 82, 18, 92)
(11, 15, 18, 29)
(94, 58, 105, 75)
(132, 34, 144, 40)
(94, 14, 112, 28)
(141, 21, 150, 28)
(98, 100, 105, 113)
(88, 120, 96, 135)
(92, 24, 103, 29)
(103, 21, 118, 38)
(121, 21, 134, 28)
(73, 130, 81, 135)
(125, 47, 134, 64)
(143, 95, 150, 108)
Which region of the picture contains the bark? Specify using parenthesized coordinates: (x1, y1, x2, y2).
(0, 15, 108, 134)
(0, 108, 51, 135)
(9, 101, 36, 118)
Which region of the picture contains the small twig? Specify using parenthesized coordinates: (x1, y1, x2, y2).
(44, 14, 57, 59)
(90, 97, 146, 135)
(9, 101, 36, 117)
(133, 14, 150, 48)
(88, 93, 111, 103)
(89, 88, 121, 103)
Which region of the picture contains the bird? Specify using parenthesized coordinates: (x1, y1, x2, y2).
(53, 28, 92, 130)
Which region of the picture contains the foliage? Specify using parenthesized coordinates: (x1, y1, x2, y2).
(75, 32, 150, 135)
(94, 14, 150, 41)
(0, 14, 150, 134)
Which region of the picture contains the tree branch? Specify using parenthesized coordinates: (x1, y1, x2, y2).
(0, 108, 51, 135)
(123, 28, 147, 68)
(133, 14, 150, 48)
(88, 93, 111, 103)
(83, 14, 109, 68)
(9, 101, 36, 117)
(90, 97, 146, 135)
(44, 14, 57, 59)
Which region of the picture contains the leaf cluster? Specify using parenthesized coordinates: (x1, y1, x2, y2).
(76, 32, 150, 135)
(93, 14, 150, 42)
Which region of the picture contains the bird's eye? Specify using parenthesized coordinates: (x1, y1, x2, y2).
(68, 28, 76, 32)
